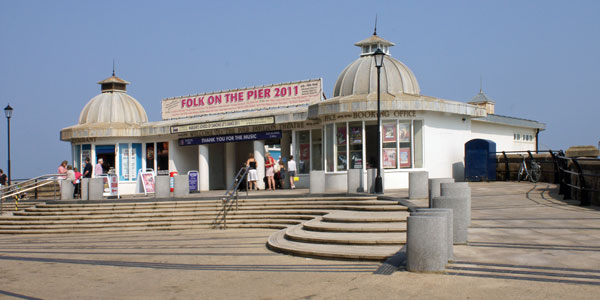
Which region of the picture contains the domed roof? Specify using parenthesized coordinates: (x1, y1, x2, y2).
(78, 74, 148, 125)
(333, 34, 420, 97)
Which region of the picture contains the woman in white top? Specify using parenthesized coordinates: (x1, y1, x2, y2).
(287, 155, 297, 189)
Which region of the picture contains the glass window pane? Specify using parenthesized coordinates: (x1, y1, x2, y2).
(336, 123, 347, 171)
(399, 122, 412, 168)
(325, 124, 334, 172)
(414, 120, 423, 168)
(146, 143, 154, 172)
(132, 143, 142, 180)
(311, 129, 323, 171)
(157, 142, 169, 176)
(72, 145, 81, 173)
(296, 131, 310, 174)
(382, 121, 397, 169)
(119, 143, 130, 181)
(349, 121, 363, 169)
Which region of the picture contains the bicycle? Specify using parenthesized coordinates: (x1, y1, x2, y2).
(517, 154, 541, 183)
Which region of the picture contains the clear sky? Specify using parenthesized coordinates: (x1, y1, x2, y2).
(0, 0, 599, 179)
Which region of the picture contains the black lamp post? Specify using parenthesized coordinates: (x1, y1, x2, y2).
(4, 104, 12, 186)
(373, 48, 385, 194)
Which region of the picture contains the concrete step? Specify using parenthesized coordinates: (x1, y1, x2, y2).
(267, 229, 402, 261)
(322, 211, 409, 223)
(302, 217, 407, 233)
(0, 218, 303, 231)
(0, 214, 317, 226)
(284, 224, 405, 245)
(0, 209, 329, 221)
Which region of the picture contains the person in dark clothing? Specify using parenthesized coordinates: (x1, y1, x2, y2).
(0, 169, 7, 186)
(83, 157, 93, 178)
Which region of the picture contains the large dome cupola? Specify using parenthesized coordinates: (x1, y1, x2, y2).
(333, 33, 420, 97)
(78, 73, 148, 125)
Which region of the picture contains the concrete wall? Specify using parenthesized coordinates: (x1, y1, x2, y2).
(325, 173, 347, 192)
(170, 140, 199, 176)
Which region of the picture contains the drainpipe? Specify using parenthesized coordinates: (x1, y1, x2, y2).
(535, 129, 540, 152)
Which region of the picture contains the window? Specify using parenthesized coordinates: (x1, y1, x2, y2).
(295, 131, 310, 174)
(382, 121, 397, 169)
(157, 142, 169, 175)
(145, 143, 155, 172)
(336, 123, 347, 171)
(325, 124, 334, 172)
(349, 122, 363, 169)
(311, 129, 323, 171)
(398, 122, 412, 168)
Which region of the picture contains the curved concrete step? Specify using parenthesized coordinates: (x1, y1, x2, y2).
(284, 224, 405, 245)
(267, 229, 401, 261)
(302, 218, 407, 233)
(322, 211, 409, 223)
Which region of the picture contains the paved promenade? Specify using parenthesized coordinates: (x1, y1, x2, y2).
(1, 182, 599, 299)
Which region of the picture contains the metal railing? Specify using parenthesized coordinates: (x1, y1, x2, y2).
(494, 150, 599, 206)
(0, 174, 61, 214)
(213, 166, 249, 229)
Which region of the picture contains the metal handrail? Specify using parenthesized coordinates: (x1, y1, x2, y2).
(215, 166, 250, 229)
(1, 174, 62, 214)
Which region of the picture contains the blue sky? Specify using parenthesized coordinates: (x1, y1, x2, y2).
(0, 0, 599, 178)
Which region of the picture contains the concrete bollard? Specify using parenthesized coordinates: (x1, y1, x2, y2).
(432, 196, 469, 244)
(416, 208, 454, 261)
(366, 168, 385, 193)
(173, 175, 189, 198)
(88, 178, 104, 200)
(155, 176, 171, 199)
(441, 182, 471, 224)
(80, 178, 89, 200)
(407, 215, 447, 272)
(409, 171, 429, 200)
(309, 171, 325, 194)
(60, 180, 74, 200)
(347, 169, 364, 193)
(428, 178, 455, 208)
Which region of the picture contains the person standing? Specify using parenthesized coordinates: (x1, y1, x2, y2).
(58, 160, 68, 179)
(73, 167, 82, 198)
(265, 152, 276, 191)
(246, 153, 258, 191)
(83, 157, 92, 178)
(94, 158, 104, 177)
(278, 158, 286, 189)
(287, 155, 297, 189)
(0, 169, 7, 187)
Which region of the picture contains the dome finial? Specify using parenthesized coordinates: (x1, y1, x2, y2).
(373, 14, 378, 36)
(480, 75, 483, 93)
(112, 58, 116, 77)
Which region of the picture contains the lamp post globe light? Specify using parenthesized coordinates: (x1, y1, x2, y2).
(373, 48, 385, 194)
(4, 104, 13, 186)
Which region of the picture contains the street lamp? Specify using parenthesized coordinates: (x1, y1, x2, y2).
(373, 48, 385, 194)
(4, 104, 13, 186)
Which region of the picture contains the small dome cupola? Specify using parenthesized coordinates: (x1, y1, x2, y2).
(354, 30, 395, 56)
(98, 69, 130, 93)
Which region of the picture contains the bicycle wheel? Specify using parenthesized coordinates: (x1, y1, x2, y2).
(517, 164, 525, 182)
(530, 162, 541, 183)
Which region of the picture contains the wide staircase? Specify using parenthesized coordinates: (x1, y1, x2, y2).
(0, 194, 409, 260)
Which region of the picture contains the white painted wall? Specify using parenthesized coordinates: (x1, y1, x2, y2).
(422, 112, 472, 181)
(471, 121, 537, 152)
(169, 140, 199, 176)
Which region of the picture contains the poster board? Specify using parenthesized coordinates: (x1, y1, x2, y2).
(99, 174, 119, 198)
(136, 169, 156, 195)
(188, 171, 199, 192)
